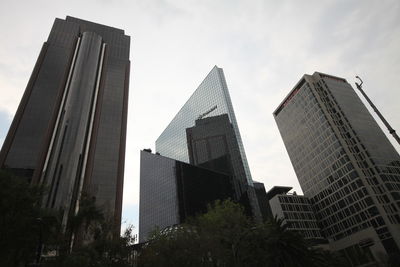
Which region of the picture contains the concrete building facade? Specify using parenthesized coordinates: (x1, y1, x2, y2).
(267, 186, 326, 245)
(274, 72, 400, 264)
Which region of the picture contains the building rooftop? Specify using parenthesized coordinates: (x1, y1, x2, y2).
(265, 186, 293, 200)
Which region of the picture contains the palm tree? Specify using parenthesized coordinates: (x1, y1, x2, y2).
(260, 217, 313, 267)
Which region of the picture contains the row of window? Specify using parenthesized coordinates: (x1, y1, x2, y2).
(312, 174, 362, 213)
(283, 211, 315, 220)
(318, 187, 371, 221)
(280, 203, 312, 212)
(297, 229, 324, 239)
(278, 195, 309, 204)
(287, 220, 320, 230)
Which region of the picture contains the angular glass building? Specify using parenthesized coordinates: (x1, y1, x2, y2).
(274, 72, 400, 265)
(156, 66, 261, 219)
(0, 17, 130, 236)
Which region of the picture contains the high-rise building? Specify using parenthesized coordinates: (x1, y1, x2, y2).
(156, 66, 261, 220)
(139, 150, 234, 242)
(0, 17, 130, 234)
(274, 72, 400, 264)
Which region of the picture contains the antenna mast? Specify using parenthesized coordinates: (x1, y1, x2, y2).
(355, 76, 400, 146)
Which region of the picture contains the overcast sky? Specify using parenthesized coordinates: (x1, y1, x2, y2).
(0, 0, 399, 234)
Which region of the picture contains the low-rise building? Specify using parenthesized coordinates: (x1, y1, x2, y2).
(267, 186, 327, 245)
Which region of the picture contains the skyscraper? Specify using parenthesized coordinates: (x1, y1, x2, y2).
(0, 17, 130, 234)
(274, 72, 400, 263)
(156, 66, 261, 220)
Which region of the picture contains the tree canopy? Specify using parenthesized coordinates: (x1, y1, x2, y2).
(0, 170, 47, 266)
(138, 199, 352, 267)
(0, 170, 388, 267)
(0, 170, 136, 267)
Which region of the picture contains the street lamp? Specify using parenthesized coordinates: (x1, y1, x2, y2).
(35, 218, 43, 266)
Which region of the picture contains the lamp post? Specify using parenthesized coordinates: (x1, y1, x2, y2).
(355, 76, 400, 146)
(35, 218, 43, 266)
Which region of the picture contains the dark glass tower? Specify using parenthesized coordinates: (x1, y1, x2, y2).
(186, 114, 253, 215)
(274, 72, 400, 263)
(0, 17, 130, 234)
(156, 66, 261, 220)
(139, 150, 234, 242)
(186, 116, 242, 194)
(253, 182, 272, 221)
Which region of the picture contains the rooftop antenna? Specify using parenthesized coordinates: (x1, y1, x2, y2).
(355, 76, 400, 146)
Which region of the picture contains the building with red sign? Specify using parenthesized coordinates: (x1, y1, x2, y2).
(274, 72, 400, 265)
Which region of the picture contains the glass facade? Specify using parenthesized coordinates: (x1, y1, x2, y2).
(253, 182, 272, 221)
(139, 150, 234, 242)
(156, 66, 261, 219)
(0, 17, 130, 234)
(274, 72, 400, 259)
(139, 151, 180, 243)
(156, 66, 252, 186)
(186, 115, 245, 199)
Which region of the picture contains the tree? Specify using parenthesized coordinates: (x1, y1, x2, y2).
(258, 217, 314, 267)
(139, 200, 260, 267)
(194, 199, 251, 266)
(43, 225, 136, 267)
(0, 170, 136, 267)
(138, 199, 250, 267)
(43, 194, 136, 267)
(0, 170, 47, 266)
(139, 226, 209, 267)
(138, 199, 352, 267)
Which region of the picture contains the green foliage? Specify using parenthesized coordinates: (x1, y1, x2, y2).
(0, 170, 136, 267)
(0, 170, 45, 266)
(0, 170, 355, 267)
(44, 195, 136, 267)
(43, 225, 136, 267)
(138, 199, 352, 267)
(68, 193, 104, 233)
(139, 225, 208, 267)
(256, 217, 313, 267)
(139, 200, 258, 267)
(194, 199, 251, 266)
